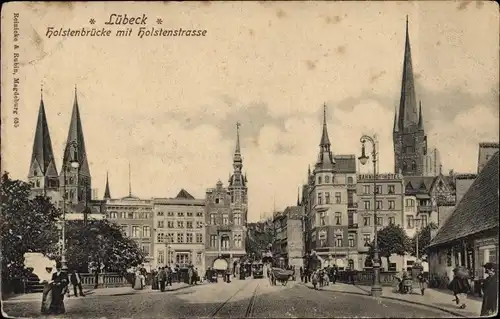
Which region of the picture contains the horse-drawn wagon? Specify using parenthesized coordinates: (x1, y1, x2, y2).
(269, 267, 293, 286)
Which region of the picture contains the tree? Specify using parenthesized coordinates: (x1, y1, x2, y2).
(0, 172, 61, 279)
(64, 219, 145, 274)
(409, 222, 439, 259)
(368, 223, 411, 267)
(246, 219, 275, 260)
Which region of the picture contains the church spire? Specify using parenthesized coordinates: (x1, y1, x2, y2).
(104, 171, 111, 199)
(230, 122, 245, 187)
(62, 85, 90, 177)
(393, 106, 400, 133)
(397, 15, 419, 132)
(315, 104, 335, 170)
(28, 84, 59, 187)
(297, 187, 301, 206)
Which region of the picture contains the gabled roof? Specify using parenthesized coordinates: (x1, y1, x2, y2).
(429, 151, 499, 248)
(404, 176, 435, 193)
(175, 189, 195, 200)
(334, 155, 356, 173)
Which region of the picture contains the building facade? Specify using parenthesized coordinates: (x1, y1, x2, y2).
(104, 196, 154, 269)
(423, 148, 442, 177)
(357, 173, 404, 271)
(152, 190, 206, 271)
(272, 206, 304, 269)
(393, 18, 429, 177)
(477, 142, 499, 173)
(205, 124, 248, 272)
(302, 105, 357, 270)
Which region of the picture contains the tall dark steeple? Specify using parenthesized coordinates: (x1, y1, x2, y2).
(315, 104, 335, 171)
(28, 85, 59, 195)
(103, 171, 111, 199)
(228, 122, 248, 227)
(229, 122, 246, 187)
(59, 86, 92, 204)
(393, 17, 428, 176)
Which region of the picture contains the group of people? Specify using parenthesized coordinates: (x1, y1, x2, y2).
(447, 262, 498, 316)
(301, 265, 338, 288)
(40, 262, 85, 315)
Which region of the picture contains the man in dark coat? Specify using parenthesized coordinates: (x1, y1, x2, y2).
(481, 262, 498, 317)
(70, 270, 85, 297)
(158, 267, 167, 292)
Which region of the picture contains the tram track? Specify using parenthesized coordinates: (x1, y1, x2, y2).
(209, 281, 260, 318)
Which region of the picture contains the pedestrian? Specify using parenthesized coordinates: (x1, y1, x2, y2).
(188, 266, 194, 285)
(40, 266, 54, 315)
(70, 270, 85, 297)
(226, 267, 232, 283)
(158, 267, 167, 292)
(299, 267, 304, 282)
(416, 272, 428, 296)
(480, 262, 498, 317)
(133, 269, 142, 290)
(312, 271, 319, 290)
(166, 265, 173, 286)
(151, 269, 158, 290)
(47, 262, 69, 315)
(448, 267, 471, 309)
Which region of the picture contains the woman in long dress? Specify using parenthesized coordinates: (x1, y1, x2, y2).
(48, 264, 69, 315)
(133, 270, 142, 290)
(40, 267, 54, 314)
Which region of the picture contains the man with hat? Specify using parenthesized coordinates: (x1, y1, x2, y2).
(481, 262, 498, 317)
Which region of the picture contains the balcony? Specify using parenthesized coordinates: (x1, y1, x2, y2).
(418, 205, 432, 213)
(313, 203, 329, 212)
(217, 224, 232, 232)
(348, 223, 358, 229)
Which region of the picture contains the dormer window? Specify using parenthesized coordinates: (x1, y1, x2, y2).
(33, 169, 38, 177)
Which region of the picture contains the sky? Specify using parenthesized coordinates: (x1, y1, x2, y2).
(1, 1, 498, 222)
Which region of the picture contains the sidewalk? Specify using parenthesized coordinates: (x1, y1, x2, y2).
(300, 282, 482, 318)
(3, 281, 198, 302)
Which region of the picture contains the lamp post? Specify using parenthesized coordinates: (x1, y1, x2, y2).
(414, 217, 422, 261)
(61, 141, 80, 270)
(358, 134, 382, 297)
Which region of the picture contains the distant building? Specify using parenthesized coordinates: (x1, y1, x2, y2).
(423, 148, 441, 177)
(205, 124, 248, 272)
(152, 190, 205, 271)
(454, 174, 477, 206)
(428, 151, 499, 282)
(272, 206, 304, 269)
(302, 105, 357, 270)
(357, 173, 404, 271)
(477, 142, 499, 173)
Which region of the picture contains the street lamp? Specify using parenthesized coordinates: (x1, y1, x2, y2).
(358, 134, 382, 297)
(414, 217, 422, 261)
(61, 141, 80, 271)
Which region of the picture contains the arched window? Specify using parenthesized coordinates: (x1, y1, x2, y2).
(318, 176, 322, 185)
(325, 175, 330, 184)
(403, 162, 408, 171)
(36, 180, 40, 187)
(33, 169, 38, 177)
(411, 161, 417, 171)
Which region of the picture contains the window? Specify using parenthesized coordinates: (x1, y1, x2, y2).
(376, 200, 383, 209)
(187, 221, 193, 229)
(210, 214, 216, 225)
(142, 245, 150, 256)
(388, 200, 395, 210)
(196, 221, 203, 228)
(347, 191, 354, 205)
(325, 192, 331, 204)
(177, 221, 184, 228)
(389, 217, 395, 225)
(234, 234, 242, 248)
(157, 233, 165, 243)
(221, 236, 230, 250)
(167, 251, 174, 264)
(405, 199, 414, 207)
(167, 233, 174, 243)
(142, 226, 150, 238)
(376, 217, 383, 226)
(388, 185, 395, 194)
(110, 212, 118, 219)
(335, 236, 343, 247)
(363, 234, 371, 247)
(215, 198, 220, 204)
(317, 193, 323, 205)
(325, 175, 330, 183)
(167, 221, 174, 228)
(158, 250, 165, 264)
(186, 233, 193, 243)
(320, 212, 326, 226)
(335, 212, 342, 225)
(363, 185, 370, 194)
(196, 212, 203, 217)
(177, 233, 184, 243)
(364, 201, 371, 210)
(318, 176, 322, 184)
(234, 214, 241, 225)
(157, 211, 164, 216)
(347, 177, 353, 184)
(187, 212, 193, 217)
(421, 215, 428, 227)
(222, 214, 229, 225)
(167, 212, 174, 217)
(348, 234, 355, 247)
(407, 215, 414, 229)
(176, 253, 190, 265)
(157, 221, 164, 228)
(196, 252, 202, 264)
(411, 161, 417, 171)
(210, 235, 217, 248)
(178, 212, 184, 217)
(375, 186, 382, 195)
(196, 233, 203, 243)
(335, 192, 341, 204)
(363, 217, 370, 226)
(132, 226, 140, 238)
(133, 212, 139, 219)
